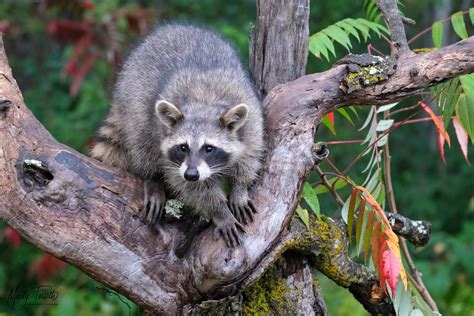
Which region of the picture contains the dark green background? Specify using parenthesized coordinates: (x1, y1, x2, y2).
(0, 1, 472, 315)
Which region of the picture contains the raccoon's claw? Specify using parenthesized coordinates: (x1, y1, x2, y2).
(213, 220, 245, 248)
(142, 195, 165, 224)
(140, 179, 166, 225)
(228, 200, 257, 225)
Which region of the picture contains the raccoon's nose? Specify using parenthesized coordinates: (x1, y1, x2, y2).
(184, 168, 200, 181)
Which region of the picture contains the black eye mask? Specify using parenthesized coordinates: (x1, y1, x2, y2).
(200, 145, 230, 168)
(168, 145, 187, 165)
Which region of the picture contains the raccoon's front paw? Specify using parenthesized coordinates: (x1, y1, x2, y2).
(140, 179, 166, 225)
(228, 194, 257, 225)
(213, 218, 245, 248)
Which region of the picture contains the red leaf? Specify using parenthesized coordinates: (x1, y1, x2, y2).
(381, 248, 401, 297)
(125, 8, 153, 35)
(420, 101, 451, 146)
(3, 227, 21, 247)
(33, 254, 67, 283)
(378, 239, 389, 294)
(453, 117, 470, 164)
(371, 220, 382, 270)
(48, 20, 91, 43)
(437, 130, 447, 164)
(0, 20, 11, 34)
(69, 52, 99, 96)
(81, 0, 95, 10)
(327, 112, 335, 125)
(63, 33, 94, 77)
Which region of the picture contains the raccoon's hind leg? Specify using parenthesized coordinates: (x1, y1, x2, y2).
(90, 109, 129, 170)
(141, 178, 166, 224)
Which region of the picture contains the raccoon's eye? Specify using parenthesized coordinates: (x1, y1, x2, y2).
(205, 145, 215, 153)
(179, 144, 189, 152)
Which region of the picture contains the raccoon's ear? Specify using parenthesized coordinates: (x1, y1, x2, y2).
(220, 103, 248, 132)
(155, 100, 184, 128)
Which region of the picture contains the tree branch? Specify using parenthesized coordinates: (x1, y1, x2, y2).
(289, 217, 395, 314)
(0, 27, 473, 315)
(386, 212, 432, 247)
(377, 0, 413, 57)
(265, 36, 474, 130)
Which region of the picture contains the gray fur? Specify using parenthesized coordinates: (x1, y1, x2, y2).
(91, 23, 264, 247)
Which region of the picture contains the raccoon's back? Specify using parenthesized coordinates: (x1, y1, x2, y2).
(106, 23, 256, 178)
(113, 23, 244, 113)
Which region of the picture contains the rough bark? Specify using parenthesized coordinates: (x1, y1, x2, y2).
(1, 7, 474, 316)
(249, 0, 309, 95)
(377, 0, 412, 57)
(247, 1, 327, 314)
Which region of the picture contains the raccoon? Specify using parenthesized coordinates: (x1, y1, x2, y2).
(91, 23, 264, 247)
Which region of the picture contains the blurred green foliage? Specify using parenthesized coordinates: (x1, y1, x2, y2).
(0, 0, 472, 315)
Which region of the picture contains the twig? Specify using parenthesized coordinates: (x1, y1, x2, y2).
(377, 0, 412, 58)
(325, 158, 344, 175)
(400, 238, 439, 313)
(382, 110, 439, 313)
(342, 108, 422, 175)
(383, 113, 397, 213)
(325, 139, 365, 145)
(407, 10, 471, 45)
(315, 165, 345, 206)
(367, 44, 385, 56)
(315, 165, 431, 247)
(387, 102, 421, 117)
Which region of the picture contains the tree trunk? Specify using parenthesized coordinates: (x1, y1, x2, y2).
(246, 1, 328, 315)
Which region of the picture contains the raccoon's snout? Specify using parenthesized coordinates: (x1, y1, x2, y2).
(184, 167, 200, 181)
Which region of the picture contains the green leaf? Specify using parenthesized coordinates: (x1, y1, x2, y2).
(346, 19, 371, 41)
(337, 19, 360, 42)
(460, 73, 474, 100)
(337, 108, 355, 126)
(363, 210, 375, 262)
(302, 182, 321, 218)
(367, 4, 381, 22)
(364, 0, 380, 22)
(359, 107, 375, 131)
(362, 149, 376, 173)
(470, 8, 474, 25)
(317, 32, 337, 58)
(397, 283, 415, 315)
(347, 190, 358, 240)
(451, 11, 469, 40)
(377, 102, 399, 113)
(314, 177, 348, 194)
(360, 19, 389, 37)
(377, 135, 389, 147)
(431, 78, 462, 128)
(431, 21, 443, 48)
(322, 114, 336, 134)
(348, 105, 359, 118)
(309, 34, 329, 61)
(323, 25, 352, 51)
(364, 168, 381, 192)
(296, 206, 310, 230)
(456, 93, 474, 143)
(376, 119, 394, 132)
(355, 199, 367, 255)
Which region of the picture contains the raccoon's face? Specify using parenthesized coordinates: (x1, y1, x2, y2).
(155, 100, 248, 182)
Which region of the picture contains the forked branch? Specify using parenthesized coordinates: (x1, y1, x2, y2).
(0, 0, 473, 310)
